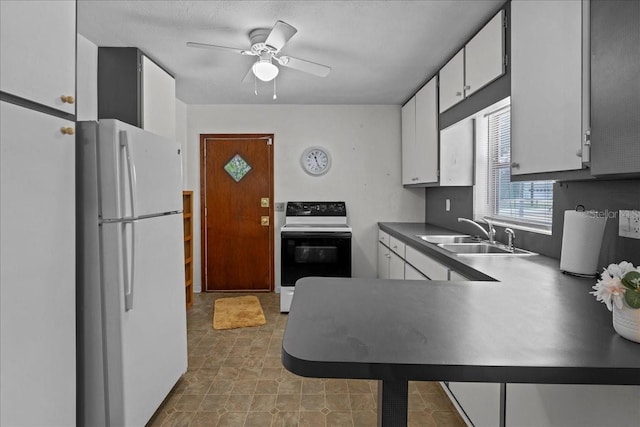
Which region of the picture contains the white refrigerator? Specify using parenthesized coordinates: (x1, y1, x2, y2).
(77, 120, 188, 427)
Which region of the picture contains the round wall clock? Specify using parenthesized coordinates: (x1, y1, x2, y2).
(300, 146, 331, 176)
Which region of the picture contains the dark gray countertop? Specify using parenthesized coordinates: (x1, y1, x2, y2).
(281, 222, 640, 385)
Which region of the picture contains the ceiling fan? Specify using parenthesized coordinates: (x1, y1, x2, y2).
(186, 20, 331, 84)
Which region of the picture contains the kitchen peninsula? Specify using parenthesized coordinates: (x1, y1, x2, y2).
(282, 223, 640, 426)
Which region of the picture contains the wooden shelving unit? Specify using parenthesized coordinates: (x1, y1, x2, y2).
(182, 191, 194, 309)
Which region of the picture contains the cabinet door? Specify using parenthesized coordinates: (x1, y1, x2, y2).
(448, 382, 502, 427)
(505, 384, 640, 427)
(142, 56, 176, 140)
(0, 101, 75, 426)
(0, 0, 75, 114)
(440, 117, 473, 186)
(590, 0, 640, 176)
(439, 49, 464, 113)
(405, 246, 449, 280)
(465, 10, 505, 98)
(378, 242, 390, 279)
(405, 264, 428, 281)
(389, 251, 405, 280)
(414, 78, 439, 184)
(511, 0, 584, 175)
(448, 270, 469, 281)
(401, 96, 417, 185)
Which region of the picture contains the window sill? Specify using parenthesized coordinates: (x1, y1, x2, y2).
(477, 217, 552, 236)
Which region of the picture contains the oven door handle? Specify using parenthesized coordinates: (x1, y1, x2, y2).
(281, 232, 352, 238)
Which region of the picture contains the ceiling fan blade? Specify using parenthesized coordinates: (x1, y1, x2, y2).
(278, 56, 331, 77)
(264, 20, 297, 52)
(186, 41, 252, 55)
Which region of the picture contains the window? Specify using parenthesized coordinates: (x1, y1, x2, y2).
(474, 100, 553, 233)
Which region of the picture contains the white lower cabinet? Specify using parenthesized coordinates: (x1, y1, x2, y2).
(448, 270, 469, 281)
(389, 236, 406, 280)
(378, 242, 390, 279)
(405, 264, 427, 280)
(389, 251, 405, 280)
(448, 382, 502, 427)
(405, 245, 449, 280)
(506, 384, 640, 427)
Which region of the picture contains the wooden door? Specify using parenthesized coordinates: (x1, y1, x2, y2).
(200, 134, 274, 292)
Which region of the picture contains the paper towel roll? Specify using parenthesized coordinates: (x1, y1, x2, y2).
(560, 210, 607, 276)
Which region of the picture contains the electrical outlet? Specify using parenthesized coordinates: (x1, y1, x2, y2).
(275, 202, 285, 212)
(619, 210, 640, 239)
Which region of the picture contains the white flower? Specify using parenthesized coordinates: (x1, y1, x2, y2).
(591, 275, 625, 311)
(604, 261, 635, 279)
(589, 262, 637, 311)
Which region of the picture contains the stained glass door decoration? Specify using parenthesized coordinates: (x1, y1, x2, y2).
(224, 154, 252, 182)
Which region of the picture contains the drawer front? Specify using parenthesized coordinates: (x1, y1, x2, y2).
(405, 246, 449, 280)
(389, 236, 406, 257)
(378, 229, 390, 247)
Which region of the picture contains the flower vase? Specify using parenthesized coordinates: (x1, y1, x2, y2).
(613, 302, 640, 343)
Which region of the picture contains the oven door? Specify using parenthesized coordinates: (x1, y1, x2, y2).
(281, 231, 351, 286)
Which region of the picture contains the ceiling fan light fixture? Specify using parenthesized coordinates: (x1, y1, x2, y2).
(252, 59, 279, 82)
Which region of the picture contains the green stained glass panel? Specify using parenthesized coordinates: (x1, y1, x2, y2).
(224, 154, 252, 182)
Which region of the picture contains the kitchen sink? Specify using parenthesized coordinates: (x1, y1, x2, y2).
(438, 242, 536, 256)
(417, 234, 481, 244)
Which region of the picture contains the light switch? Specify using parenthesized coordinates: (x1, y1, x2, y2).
(445, 199, 451, 212)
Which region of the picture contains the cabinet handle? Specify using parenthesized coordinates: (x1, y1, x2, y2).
(464, 85, 471, 91)
(455, 91, 462, 97)
(411, 177, 419, 181)
(511, 162, 520, 169)
(60, 95, 75, 104)
(60, 127, 75, 135)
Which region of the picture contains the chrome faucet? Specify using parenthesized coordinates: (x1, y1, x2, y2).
(458, 217, 496, 243)
(504, 228, 516, 252)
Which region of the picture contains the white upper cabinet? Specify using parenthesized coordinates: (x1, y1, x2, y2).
(439, 50, 465, 113)
(98, 48, 176, 140)
(439, 10, 505, 113)
(402, 77, 438, 186)
(0, 0, 76, 114)
(401, 97, 417, 185)
(440, 118, 474, 186)
(142, 56, 176, 140)
(511, 0, 585, 175)
(465, 10, 505, 98)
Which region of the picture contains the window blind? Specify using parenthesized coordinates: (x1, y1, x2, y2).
(485, 108, 553, 227)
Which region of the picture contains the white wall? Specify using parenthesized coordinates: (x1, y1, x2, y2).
(186, 105, 425, 293)
(175, 99, 188, 188)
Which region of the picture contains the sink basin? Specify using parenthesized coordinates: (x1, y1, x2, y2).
(417, 235, 480, 244)
(438, 242, 536, 256)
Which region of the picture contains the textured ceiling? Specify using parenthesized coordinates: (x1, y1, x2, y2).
(78, 0, 504, 105)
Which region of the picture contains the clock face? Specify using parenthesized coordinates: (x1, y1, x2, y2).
(301, 147, 331, 176)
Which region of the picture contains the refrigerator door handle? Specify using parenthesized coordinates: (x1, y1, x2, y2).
(122, 219, 136, 311)
(119, 130, 138, 219)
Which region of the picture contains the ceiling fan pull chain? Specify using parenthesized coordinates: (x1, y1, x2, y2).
(273, 77, 277, 100)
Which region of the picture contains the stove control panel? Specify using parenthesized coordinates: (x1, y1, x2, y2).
(285, 201, 346, 217)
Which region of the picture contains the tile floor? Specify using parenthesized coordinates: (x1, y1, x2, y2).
(148, 292, 465, 427)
